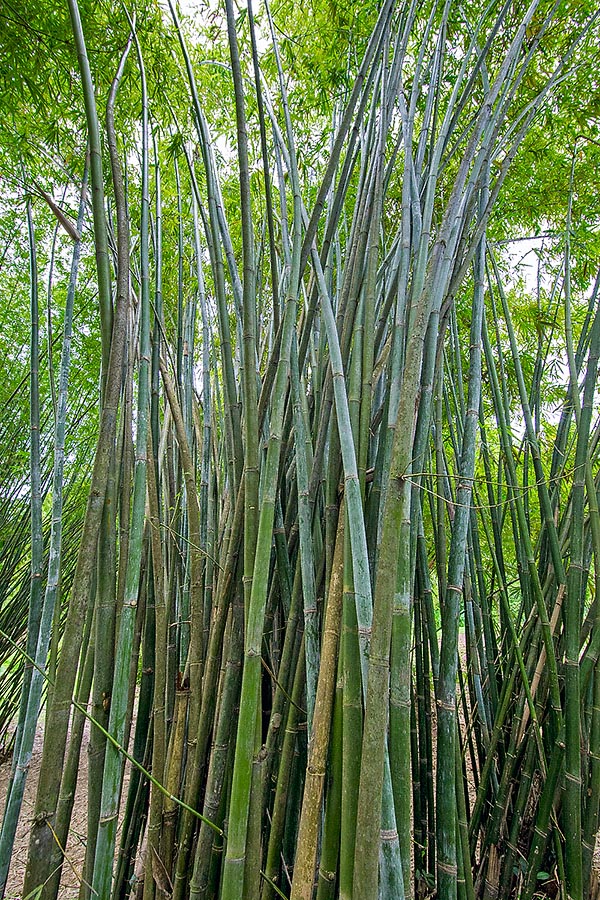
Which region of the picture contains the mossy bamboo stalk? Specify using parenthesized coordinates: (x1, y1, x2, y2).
(84, 42, 132, 896)
(91, 21, 151, 893)
(23, 13, 130, 887)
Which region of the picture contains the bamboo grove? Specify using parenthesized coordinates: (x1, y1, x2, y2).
(1, 0, 600, 898)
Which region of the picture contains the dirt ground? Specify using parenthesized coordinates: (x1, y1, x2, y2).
(0, 713, 134, 900)
(0, 715, 90, 900)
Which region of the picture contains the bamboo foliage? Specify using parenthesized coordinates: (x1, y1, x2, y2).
(1, 3, 600, 900)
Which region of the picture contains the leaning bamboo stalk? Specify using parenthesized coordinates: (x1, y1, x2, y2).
(23, 9, 130, 888)
(296, 0, 396, 280)
(66, 0, 112, 380)
(310, 233, 405, 896)
(160, 363, 203, 709)
(159, 360, 205, 890)
(247, 0, 279, 329)
(291, 336, 319, 727)
(351, 11, 510, 878)
(290, 506, 344, 900)
(91, 20, 151, 894)
(168, 0, 243, 490)
(352, 240, 428, 900)
(84, 41, 133, 897)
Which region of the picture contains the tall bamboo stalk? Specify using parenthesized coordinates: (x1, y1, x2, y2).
(3, 5, 599, 900)
(91, 18, 151, 895)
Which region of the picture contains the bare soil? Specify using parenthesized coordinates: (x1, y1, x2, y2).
(0, 715, 90, 900)
(0, 713, 133, 900)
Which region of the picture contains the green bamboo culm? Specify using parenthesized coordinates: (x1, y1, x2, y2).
(21, 1, 132, 889)
(436, 181, 487, 900)
(91, 16, 151, 896)
(1, 4, 599, 900)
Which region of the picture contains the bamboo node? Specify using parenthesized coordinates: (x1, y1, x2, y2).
(436, 699, 455, 711)
(438, 862, 458, 875)
(380, 829, 398, 842)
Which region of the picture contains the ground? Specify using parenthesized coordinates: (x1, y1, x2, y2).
(0, 715, 134, 900)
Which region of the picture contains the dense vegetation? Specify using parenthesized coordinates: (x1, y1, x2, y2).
(1, 1, 600, 898)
